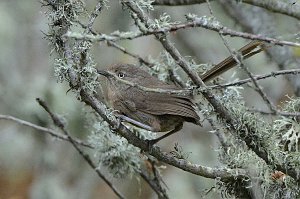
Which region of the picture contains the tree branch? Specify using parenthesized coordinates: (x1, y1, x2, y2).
(153, 0, 300, 20)
(65, 19, 300, 47)
(121, 0, 300, 182)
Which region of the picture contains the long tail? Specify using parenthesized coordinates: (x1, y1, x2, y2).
(200, 41, 265, 82)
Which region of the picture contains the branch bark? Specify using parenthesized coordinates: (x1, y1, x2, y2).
(153, 0, 300, 20)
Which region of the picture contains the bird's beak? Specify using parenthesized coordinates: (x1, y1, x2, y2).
(97, 69, 112, 78)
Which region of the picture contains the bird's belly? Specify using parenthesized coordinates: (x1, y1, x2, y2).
(128, 111, 184, 132)
(156, 115, 184, 132)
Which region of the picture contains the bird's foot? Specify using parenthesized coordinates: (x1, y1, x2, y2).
(145, 138, 161, 152)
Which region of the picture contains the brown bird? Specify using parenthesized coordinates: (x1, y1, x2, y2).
(98, 41, 264, 144)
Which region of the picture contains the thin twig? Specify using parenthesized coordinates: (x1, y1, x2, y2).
(211, 3, 277, 115)
(203, 3, 259, 196)
(36, 98, 126, 199)
(168, 68, 186, 87)
(208, 69, 300, 89)
(0, 114, 92, 148)
(65, 19, 300, 47)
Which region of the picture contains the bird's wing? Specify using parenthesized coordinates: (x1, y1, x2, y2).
(123, 87, 199, 121)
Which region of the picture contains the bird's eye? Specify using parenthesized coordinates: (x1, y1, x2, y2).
(118, 72, 125, 78)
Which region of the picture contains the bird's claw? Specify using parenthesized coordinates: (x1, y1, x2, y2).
(111, 116, 123, 130)
(145, 139, 159, 152)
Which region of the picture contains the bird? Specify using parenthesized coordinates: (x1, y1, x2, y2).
(98, 41, 264, 144)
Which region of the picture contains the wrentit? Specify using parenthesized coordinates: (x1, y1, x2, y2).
(98, 41, 264, 144)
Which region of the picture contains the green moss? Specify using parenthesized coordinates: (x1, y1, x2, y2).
(88, 121, 142, 178)
(215, 88, 300, 198)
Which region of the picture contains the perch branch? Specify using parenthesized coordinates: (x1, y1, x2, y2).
(153, 0, 300, 20)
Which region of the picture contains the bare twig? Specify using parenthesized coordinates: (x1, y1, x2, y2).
(208, 69, 300, 89)
(36, 98, 126, 199)
(168, 68, 186, 87)
(203, 0, 231, 151)
(153, 0, 300, 20)
(0, 114, 92, 148)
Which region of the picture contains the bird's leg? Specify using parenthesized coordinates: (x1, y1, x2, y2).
(147, 122, 184, 146)
(115, 113, 154, 131)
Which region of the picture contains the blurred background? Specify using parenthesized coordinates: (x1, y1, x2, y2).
(0, 0, 298, 199)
